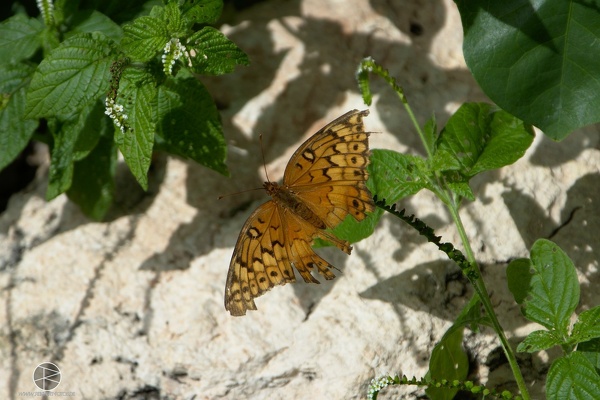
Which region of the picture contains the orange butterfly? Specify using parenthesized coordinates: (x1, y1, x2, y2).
(225, 109, 375, 316)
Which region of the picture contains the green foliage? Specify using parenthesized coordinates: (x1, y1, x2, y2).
(67, 126, 117, 220)
(356, 58, 532, 398)
(508, 240, 580, 334)
(336, 58, 534, 248)
(331, 60, 534, 247)
(425, 328, 468, 400)
(507, 239, 600, 398)
(546, 352, 600, 400)
(455, 0, 600, 140)
(434, 103, 534, 177)
(188, 27, 252, 75)
(113, 68, 158, 190)
(0, 0, 248, 219)
(425, 296, 487, 400)
(156, 74, 226, 174)
(357, 56, 599, 400)
(25, 32, 115, 118)
(368, 374, 520, 400)
(0, 63, 38, 171)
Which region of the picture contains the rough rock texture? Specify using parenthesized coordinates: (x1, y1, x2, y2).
(1, 1, 599, 399)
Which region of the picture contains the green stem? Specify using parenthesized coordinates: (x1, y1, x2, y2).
(446, 195, 531, 400)
(358, 57, 530, 398)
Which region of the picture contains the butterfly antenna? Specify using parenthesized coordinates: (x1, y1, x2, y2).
(259, 133, 271, 183)
(219, 134, 271, 200)
(218, 187, 263, 200)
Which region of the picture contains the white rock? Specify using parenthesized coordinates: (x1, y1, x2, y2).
(1, 1, 598, 399)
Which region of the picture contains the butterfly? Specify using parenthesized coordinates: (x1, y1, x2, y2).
(225, 109, 375, 316)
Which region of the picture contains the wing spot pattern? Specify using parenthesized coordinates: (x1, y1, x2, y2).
(225, 110, 374, 316)
(247, 227, 261, 238)
(302, 149, 315, 162)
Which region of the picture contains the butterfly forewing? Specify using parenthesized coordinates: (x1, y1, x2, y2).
(225, 109, 375, 316)
(283, 109, 370, 187)
(283, 109, 375, 229)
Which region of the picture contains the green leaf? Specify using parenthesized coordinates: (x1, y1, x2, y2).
(523, 239, 580, 332)
(67, 124, 116, 220)
(163, 2, 184, 33)
(0, 14, 43, 63)
(46, 117, 80, 200)
(425, 326, 469, 400)
(546, 352, 600, 400)
(187, 26, 249, 75)
(454, 294, 492, 331)
(0, 64, 38, 172)
(46, 100, 104, 200)
(79, 0, 151, 23)
(369, 149, 431, 203)
(446, 180, 475, 201)
(517, 329, 563, 353)
(25, 32, 114, 118)
(572, 306, 600, 344)
(456, 0, 600, 140)
(435, 103, 534, 177)
(507, 258, 534, 305)
(114, 68, 158, 190)
(181, 0, 223, 25)
(69, 10, 123, 42)
(470, 107, 535, 175)
(73, 101, 104, 161)
(122, 14, 168, 62)
(39, 24, 60, 51)
(578, 338, 600, 371)
(328, 149, 431, 245)
(435, 102, 492, 173)
(328, 207, 383, 246)
(430, 148, 461, 172)
(156, 76, 228, 175)
(424, 296, 487, 399)
(422, 114, 437, 155)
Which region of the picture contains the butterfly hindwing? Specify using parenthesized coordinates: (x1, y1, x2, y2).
(281, 207, 347, 282)
(225, 201, 295, 316)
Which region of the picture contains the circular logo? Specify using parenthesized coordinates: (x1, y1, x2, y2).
(33, 362, 61, 391)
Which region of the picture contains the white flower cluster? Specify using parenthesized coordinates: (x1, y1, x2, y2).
(162, 38, 192, 75)
(367, 375, 395, 400)
(105, 98, 129, 133)
(36, 0, 54, 26)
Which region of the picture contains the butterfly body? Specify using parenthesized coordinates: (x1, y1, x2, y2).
(225, 110, 375, 316)
(265, 181, 330, 233)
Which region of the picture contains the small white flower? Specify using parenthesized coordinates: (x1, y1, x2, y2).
(162, 38, 193, 75)
(367, 375, 394, 400)
(105, 98, 129, 133)
(37, 0, 54, 26)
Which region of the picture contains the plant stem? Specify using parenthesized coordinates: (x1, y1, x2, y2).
(446, 195, 531, 400)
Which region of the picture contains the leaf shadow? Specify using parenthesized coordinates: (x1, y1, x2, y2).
(552, 172, 600, 308)
(529, 124, 599, 167)
(360, 253, 471, 368)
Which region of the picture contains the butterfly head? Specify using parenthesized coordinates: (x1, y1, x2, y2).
(263, 181, 280, 197)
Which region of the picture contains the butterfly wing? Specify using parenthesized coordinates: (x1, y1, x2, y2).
(225, 201, 295, 316)
(225, 110, 375, 316)
(225, 199, 349, 316)
(283, 109, 375, 229)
